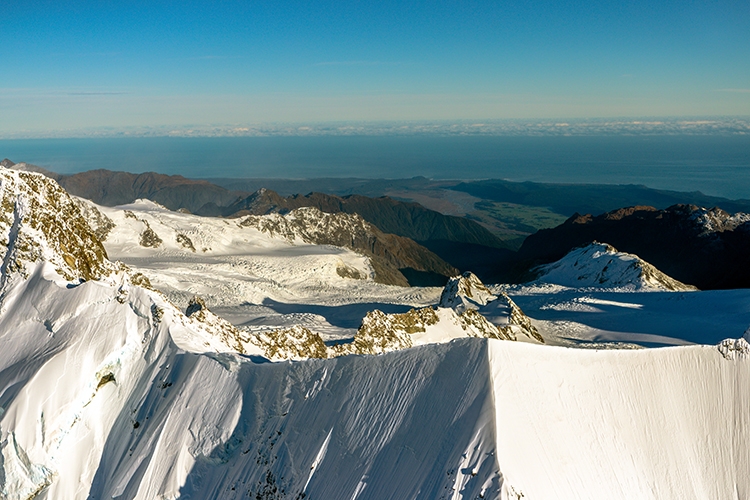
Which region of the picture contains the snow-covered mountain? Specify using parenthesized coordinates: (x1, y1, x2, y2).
(533, 242, 697, 291)
(2, 168, 750, 499)
(519, 204, 750, 289)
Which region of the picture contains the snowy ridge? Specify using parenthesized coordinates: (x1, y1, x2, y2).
(685, 205, 750, 235)
(533, 242, 697, 291)
(253, 307, 519, 361)
(3, 270, 750, 500)
(250, 272, 543, 360)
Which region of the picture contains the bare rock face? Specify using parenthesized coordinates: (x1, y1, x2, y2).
(439, 271, 496, 312)
(0, 169, 114, 281)
(338, 307, 440, 355)
(249, 325, 329, 361)
(245, 301, 538, 361)
(72, 198, 116, 241)
(718, 338, 750, 360)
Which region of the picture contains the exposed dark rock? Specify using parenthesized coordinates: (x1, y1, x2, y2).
(239, 207, 458, 286)
(519, 204, 750, 289)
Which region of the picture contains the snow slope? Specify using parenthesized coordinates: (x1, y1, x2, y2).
(502, 283, 750, 348)
(88, 199, 441, 338)
(3, 168, 750, 499)
(3, 273, 749, 500)
(533, 242, 696, 291)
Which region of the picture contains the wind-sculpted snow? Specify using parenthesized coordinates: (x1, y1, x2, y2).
(3, 269, 750, 499)
(533, 242, 697, 291)
(487, 341, 750, 499)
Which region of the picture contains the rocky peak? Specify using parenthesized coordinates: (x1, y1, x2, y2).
(677, 205, 750, 235)
(240, 206, 372, 245)
(0, 169, 114, 282)
(184, 296, 251, 353)
(439, 271, 496, 312)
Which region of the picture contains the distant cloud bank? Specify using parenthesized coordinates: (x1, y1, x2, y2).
(1, 117, 749, 140)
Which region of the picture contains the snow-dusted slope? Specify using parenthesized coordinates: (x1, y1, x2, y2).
(438, 272, 544, 343)
(533, 242, 697, 291)
(440, 271, 496, 311)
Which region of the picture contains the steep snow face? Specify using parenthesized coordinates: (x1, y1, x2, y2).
(488, 340, 750, 499)
(4, 277, 750, 500)
(0, 260, 502, 499)
(533, 242, 696, 291)
(0, 262, 257, 499)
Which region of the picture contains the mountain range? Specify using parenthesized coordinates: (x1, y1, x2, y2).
(7, 158, 750, 291)
(520, 205, 750, 289)
(0, 165, 749, 498)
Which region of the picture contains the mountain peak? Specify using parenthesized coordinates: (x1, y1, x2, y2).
(0, 169, 114, 282)
(439, 271, 495, 312)
(533, 242, 697, 291)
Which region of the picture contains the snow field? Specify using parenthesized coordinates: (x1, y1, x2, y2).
(489, 340, 750, 499)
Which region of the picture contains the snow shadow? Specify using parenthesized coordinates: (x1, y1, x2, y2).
(259, 298, 414, 329)
(511, 289, 750, 346)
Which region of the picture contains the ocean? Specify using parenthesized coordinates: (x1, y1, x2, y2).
(1, 135, 749, 199)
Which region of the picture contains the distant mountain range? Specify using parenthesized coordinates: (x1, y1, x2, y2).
(7, 158, 750, 289)
(3, 160, 508, 282)
(520, 205, 750, 289)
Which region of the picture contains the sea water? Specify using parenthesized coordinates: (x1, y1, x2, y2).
(1, 135, 749, 199)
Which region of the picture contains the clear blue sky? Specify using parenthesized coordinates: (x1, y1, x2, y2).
(2, 0, 749, 133)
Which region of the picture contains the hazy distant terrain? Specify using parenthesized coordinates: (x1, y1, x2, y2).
(7, 158, 750, 287)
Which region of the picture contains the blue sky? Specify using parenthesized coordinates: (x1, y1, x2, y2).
(2, 0, 749, 133)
